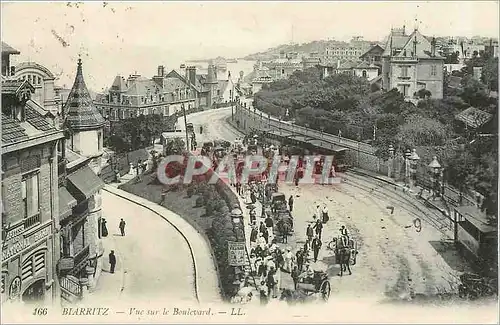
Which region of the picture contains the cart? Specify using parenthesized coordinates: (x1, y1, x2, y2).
(328, 237, 358, 265)
(296, 270, 331, 301)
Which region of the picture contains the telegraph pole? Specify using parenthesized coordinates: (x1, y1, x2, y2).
(182, 103, 190, 151)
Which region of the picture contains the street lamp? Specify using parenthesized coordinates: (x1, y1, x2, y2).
(428, 156, 442, 198)
(388, 144, 395, 178)
(408, 148, 420, 188)
(404, 149, 411, 187)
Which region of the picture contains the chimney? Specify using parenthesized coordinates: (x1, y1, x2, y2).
(431, 37, 436, 57)
(187, 66, 196, 85)
(157, 65, 165, 77)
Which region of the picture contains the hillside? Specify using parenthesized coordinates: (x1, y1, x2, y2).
(241, 40, 332, 61)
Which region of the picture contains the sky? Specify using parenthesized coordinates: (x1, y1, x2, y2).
(2, 1, 499, 91)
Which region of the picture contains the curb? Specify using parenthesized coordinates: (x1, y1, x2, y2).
(102, 185, 222, 304)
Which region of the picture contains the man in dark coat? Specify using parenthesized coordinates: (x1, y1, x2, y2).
(288, 195, 294, 212)
(250, 226, 259, 244)
(109, 250, 116, 274)
(296, 248, 304, 272)
(306, 224, 314, 242)
(312, 236, 322, 263)
(291, 265, 300, 289)
(119, 219, 126, 236)
(265, 215, 274, 237)
(313, 219, 323, 240)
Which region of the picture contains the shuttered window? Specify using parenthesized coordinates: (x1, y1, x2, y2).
(21, 250, 46, 282)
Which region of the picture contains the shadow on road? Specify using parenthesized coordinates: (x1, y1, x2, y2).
(428, 240, 470, 273)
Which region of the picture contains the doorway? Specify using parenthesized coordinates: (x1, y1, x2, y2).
(22, 279, 45, 304)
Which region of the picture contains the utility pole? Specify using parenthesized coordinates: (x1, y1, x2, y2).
(181, 103, 190, 152)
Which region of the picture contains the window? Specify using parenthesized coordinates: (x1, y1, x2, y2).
(362, 70, 367, 78)
(21, 250, 46, 282)
(37, 76, 41, 84)
(431, 65, 437, 76)
(22, 172, 40, 219)
(281, 69, 285, 74)
(401, 66, 408, 77)
(398, 84, 410, 97)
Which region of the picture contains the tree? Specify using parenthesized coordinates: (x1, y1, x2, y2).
(460, 75, 490, 108)
(444, 51, 459, 64)
(164, 138, 186, 155)
(398, 115, 449, 148)
(481, 57, 499, 91)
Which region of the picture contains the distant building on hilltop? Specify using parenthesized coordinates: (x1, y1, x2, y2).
(381, 26, 445, 101)
(322, 37, 373, 64)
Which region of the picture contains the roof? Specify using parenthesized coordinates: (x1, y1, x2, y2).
(360, 45, 385, 59)
(63, 59, 106, 130)
(382, 30, 410, 56)
(354, 61, 379, 69)
(455, 107, 493, 129)
(397, 30, 444, 59)
(2, 42, 20, 55)
(15, 62, 55, 79)
(2, 80, 59, 146)
(162, 77, 188, 93)
(338, 60, 358, 70)
(456, 205, 496, 233)
(126, 78, 162, 96)
(110, 75, 128, 92)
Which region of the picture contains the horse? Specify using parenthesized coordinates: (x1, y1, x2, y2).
(336, 237, 352, 276)
(277, 218, 292, 244)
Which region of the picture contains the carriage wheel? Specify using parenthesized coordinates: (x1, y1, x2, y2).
(327, 240, 336, 251)
(320, 280, 331, 301)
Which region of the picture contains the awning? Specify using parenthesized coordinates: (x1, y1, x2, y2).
(67, 166, 104, 201)
(307, 139, 348, 153)
(455, 205, 496, 234)
(59, 187, 77, 218)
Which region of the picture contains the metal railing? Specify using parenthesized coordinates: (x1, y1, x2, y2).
(60, 275, 82, 298)
(24, 212, 40, 229)
(73, 245, 90, 273)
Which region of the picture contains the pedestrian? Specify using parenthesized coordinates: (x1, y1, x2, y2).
(322, 205, 329, 224)
(288, 195, 294, 212)
(109, 250, 116, 274)
(296, 248, 304, 272)
(119, 218, 126, 236)
(236, 181, 241, 195)
(259, 221, 266, 235)
(306, 224, 314, 242)
(159, 190, 166, 205)
(250, 191, 256, 204)
(265, 214, 274, 238)
(259, 281, 268, 305)
(200, 125, 203, 134)
(114, 168, 120, 183)
(262, 227, 269, 244)
(313, 219, 323, 240)
(291, 265, 300, 290)
(250, 226, 259, 244)
(101, 218, 108, 237)
(266, 267, 278, 298)
(312, 236, 322, 263)
(284, 248, 293, 273)
(315, 205, 321, 220)
(340, 225, 350, 239)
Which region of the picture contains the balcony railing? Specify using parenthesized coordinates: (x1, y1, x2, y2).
(24, 212, 41, 229)
(60, 275, 82, 298)
(391, 57, 418, 62)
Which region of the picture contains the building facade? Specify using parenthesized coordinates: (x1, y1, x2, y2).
(320, 60, 379, 81)
(2, 79, 64, 307)
(360, 44, 385, 68)
(57, 59, 105, 304)
(381, 27, 445, 101)
(322, 37, 373, 64)
(13, 62, 60, 116)
(94, 64, 222, 122)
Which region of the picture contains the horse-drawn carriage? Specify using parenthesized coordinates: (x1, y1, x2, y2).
(295, 270, 331, 301)
(328, 236, 359, 266)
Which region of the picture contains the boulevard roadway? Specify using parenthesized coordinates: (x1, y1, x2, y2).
(182, 107, 471, 301)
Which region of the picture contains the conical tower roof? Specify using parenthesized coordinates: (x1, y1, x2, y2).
(64, 59, 105, 131)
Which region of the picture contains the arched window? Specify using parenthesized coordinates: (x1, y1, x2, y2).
(21, 249, 46, 282)
(362, 70, 367, 78)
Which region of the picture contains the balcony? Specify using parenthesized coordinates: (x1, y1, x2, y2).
(60, 275, 83, 299)
(24, 212, 41, 229)
(391, 57, 417, 63)
(57, 256, 75, 272)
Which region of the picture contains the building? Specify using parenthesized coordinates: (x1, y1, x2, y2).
(260, 51, 303, 80)
(57, 59, 106, 303)
(1, 42, 20, 78)
(95, 64, 222, 121)
(302, 52, 321, 69)
(2, 79, 65, 306)
(322, 37, 373, 64)
(381, 26, 445, 101)
(359, 44, 385, 68)
(14, 62, 61, 115)
(319, 60, 379, 81)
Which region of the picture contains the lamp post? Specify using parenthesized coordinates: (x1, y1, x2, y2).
(404, 148, 411, 186)
(388, 144, 395, 178)
(408, 148, 420, 189)
(428, 156, 442, 199)
(231, 208, 243, 241)
(230, 88, 234, 120)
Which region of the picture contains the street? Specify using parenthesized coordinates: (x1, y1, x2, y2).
(92, 189, 199, 304)
(186, 107, 470, 300)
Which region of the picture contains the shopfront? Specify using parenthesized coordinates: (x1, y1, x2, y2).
(2, 221, 53, 305)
